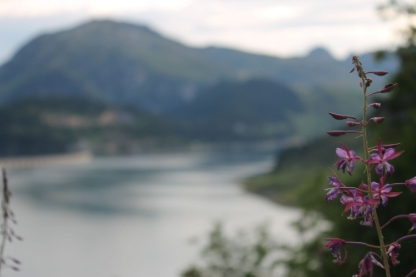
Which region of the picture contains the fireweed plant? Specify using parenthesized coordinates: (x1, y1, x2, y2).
(324, 56, 416, 277)
(0, 168, 21, 274)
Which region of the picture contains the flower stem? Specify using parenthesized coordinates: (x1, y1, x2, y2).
(381, 214, 409, 229)
(360, 72, 391, 277)
(346, 241, 381, 249)
(396, 234, 416, 243)
(406, 269, 416, 277)
(0, 169, 9, 274)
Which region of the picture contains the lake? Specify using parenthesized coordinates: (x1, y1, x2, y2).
(4, 149, 301, 277)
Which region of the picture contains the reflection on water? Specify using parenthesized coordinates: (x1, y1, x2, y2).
(5, 149, 300, 277)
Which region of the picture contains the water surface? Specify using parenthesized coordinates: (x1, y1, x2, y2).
(5, 149, 300, 277)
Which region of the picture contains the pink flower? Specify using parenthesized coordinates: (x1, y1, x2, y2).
(367, 139, 403, 176)
(334, 143, 361, 175)
(354, 253, 384, 277)
(371, 175, 402, 206)
(324, 238, 347, 264)
(340, 188, 378, 226)
(387, 243, 401, 266)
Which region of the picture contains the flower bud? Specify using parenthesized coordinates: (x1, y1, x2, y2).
(408, 214, 416, 231)
(368, 103, 381, 109)
(380, 83, 398, 93)
(327, 130, 346, 137)
(370, 117, 384, 123)
(346, 121, 359, 126)
(365, 78, 372, 87)
(368, 83, 398, 96)
(405, 177, 416, 193)
(366, 71, 388, 76)
(327, 130, 361, 136)
(329, 112, 348, 120)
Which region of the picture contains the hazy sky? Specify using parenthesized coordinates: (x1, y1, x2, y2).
(0, 0, 406, 64)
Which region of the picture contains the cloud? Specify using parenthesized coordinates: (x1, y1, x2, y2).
(0, 0, 84, 17)
(118, 0, 396, 58)
(254, 5, 307, 22)
(0, 0, 193, 17)
(0, 0, 404, 64)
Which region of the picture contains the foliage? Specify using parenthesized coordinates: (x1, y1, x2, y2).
(172, 78, 305, 141)
(378, 0, 416, 46)
(246, 8, 416, 274)
(181, 223, 283, 277)
(0, 98, 183, 156)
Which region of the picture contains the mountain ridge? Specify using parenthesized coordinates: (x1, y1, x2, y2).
(0, 19, 401, 155)
(0, 19, 399, 112)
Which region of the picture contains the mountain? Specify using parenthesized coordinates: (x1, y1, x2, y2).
(0, 20, 399, 115)
(170, 78, 305, 140)
(0, 19, 402, 155)
(0, 20, 237, 113)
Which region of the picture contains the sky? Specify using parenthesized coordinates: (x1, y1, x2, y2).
(0, 0, 408, 64)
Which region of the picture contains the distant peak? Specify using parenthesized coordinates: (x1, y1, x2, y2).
(307, 47, 333, 59)
(74, 19, 157, 35)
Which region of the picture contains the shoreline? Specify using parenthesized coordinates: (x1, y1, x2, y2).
(0, 151, 93, 169)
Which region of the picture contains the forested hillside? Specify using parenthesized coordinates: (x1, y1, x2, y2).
(0, 20, 400, 155)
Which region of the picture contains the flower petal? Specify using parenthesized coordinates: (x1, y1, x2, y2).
(384, 150, 404, 161)
(336, 148, 347, 158)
